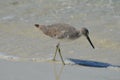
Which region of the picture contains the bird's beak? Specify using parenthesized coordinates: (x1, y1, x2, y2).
(86, 35, 95, 49)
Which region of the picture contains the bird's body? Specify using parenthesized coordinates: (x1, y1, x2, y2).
(35, 23, 80, 39)
(35, 23, 95, 65)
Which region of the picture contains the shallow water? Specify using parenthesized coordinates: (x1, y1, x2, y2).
(0, 0, 120, 65)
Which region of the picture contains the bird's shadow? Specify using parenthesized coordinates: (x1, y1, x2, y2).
(68, 58, 120, 68)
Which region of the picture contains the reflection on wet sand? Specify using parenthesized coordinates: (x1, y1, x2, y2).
(53, 63, 65, 80)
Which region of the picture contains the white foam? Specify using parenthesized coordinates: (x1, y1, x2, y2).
(107, 66, 120, 71)
(0, 52, 20, 61)
(0, 52, 54, 62)
(1, 15, 15, 21)
(64, 59, 75, 65)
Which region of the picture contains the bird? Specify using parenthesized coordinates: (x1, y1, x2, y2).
(34, 23, 95, 65)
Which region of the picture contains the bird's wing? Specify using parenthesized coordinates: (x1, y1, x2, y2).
(46, 23, 77, 39)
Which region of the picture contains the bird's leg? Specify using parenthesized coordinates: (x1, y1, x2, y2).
(53, 43, 65, 65)
(53, 43, 59, 61)
(57, 44, 65, 65)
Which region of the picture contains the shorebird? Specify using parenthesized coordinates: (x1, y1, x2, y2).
(35, 23, 95, 65)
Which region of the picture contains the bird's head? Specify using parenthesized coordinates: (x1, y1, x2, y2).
(80, 27, 89, 36)
(80, 27, 95, 49)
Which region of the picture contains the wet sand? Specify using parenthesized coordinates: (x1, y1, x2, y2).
(0, 59, 120, 80)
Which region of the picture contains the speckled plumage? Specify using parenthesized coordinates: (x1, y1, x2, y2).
(35, 23, 81, 39)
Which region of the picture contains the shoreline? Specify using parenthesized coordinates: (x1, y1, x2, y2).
(0, 59, 120, 80)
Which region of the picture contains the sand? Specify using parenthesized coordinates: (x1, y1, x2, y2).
(0, 59, 120, 80)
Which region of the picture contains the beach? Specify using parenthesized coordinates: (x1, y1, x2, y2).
(0, 59, 120, 80)
(0, 0, 120, 80)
